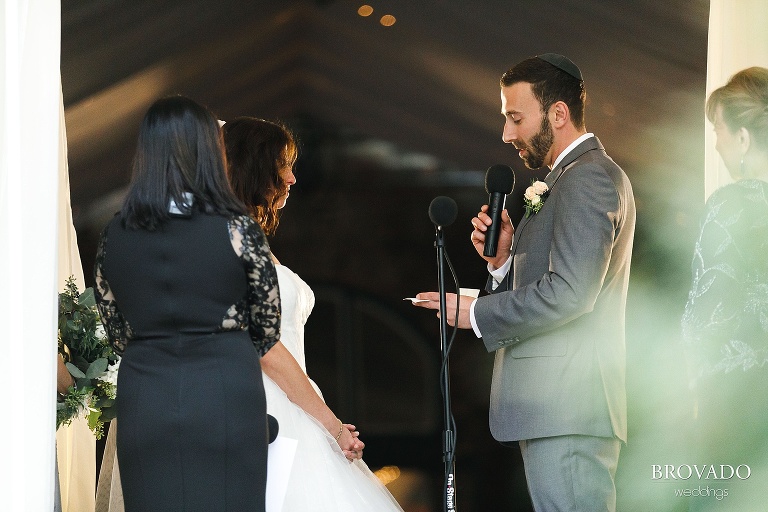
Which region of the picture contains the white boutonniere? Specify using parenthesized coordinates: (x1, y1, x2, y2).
(523, 180, 549, 218)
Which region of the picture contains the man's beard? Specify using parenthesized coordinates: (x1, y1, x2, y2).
(519, 114, 554, 169)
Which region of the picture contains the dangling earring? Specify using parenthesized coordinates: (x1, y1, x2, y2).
(740, 156, 746, 178)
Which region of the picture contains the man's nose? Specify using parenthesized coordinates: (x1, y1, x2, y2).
(502, 122, 516, 144)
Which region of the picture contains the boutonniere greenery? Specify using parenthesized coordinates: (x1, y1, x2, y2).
(523, 180, 549, 218)
(57, 276, 119, 439)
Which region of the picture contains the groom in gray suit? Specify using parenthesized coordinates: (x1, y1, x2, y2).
(416, 54, 635, 511)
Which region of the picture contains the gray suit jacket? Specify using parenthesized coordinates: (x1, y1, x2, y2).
(474, 136, 635, 443)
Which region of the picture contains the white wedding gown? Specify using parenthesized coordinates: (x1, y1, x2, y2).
(266, 264, 404, 511)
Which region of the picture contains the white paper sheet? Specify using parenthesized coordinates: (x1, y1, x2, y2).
(266, 436, 298, 511)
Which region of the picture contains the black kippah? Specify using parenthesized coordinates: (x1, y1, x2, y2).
(536, 53, 583, 81)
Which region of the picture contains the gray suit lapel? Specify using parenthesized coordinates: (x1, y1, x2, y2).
(504, 136, 604, 288)
(545, 136, 603, 191)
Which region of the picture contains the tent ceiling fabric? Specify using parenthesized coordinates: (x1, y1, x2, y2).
(62, 0, 710, 214)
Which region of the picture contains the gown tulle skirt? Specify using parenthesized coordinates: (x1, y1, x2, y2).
(263, 375, 403, 511)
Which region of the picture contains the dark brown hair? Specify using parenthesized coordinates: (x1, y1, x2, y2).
(500, 57, 586, 130)
(222, 117, 298, 235)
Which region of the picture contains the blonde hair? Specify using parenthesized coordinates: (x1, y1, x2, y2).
(706, 66, 768, 150)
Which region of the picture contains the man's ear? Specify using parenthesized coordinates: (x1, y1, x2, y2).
(550, 101, 570, 129)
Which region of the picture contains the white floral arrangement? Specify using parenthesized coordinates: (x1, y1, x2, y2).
(523, 180, 549, 218)
(57, 276, 119, 439)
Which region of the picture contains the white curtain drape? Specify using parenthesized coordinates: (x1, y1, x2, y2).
(2, 2, 96, 511)
(55, 86, 97, 512)
(1, 0, 63, 510)
(705, 0, 768, 198)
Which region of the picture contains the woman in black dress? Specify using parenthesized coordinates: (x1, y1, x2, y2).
(94, 96, 280, 512)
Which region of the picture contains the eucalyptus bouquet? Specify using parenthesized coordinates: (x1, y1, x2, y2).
(57, 276, 119, 439)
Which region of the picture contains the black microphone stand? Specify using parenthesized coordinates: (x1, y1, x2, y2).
(434, 225, 457, 512)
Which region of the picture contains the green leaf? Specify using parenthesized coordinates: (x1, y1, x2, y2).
(66, 362, 86, 379)
(94, 396, 116, 409)
(87, 409, 102, 429)
(100, 406, 118, 422)
(71, 355, 89, 372)
(86, 358, 108, 379)
(79, 288, 96, 308)
(74, 379, 93, 392)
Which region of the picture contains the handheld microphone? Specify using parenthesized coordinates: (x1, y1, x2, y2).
(429, 196, 458, 228)
(483, 164, 515, 257)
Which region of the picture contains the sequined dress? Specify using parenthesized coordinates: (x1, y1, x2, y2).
(682, 179, 768, 510)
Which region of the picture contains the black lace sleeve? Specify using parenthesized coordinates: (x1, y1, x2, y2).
(94, 224, 133, 355)
(228, 215, 281, 356)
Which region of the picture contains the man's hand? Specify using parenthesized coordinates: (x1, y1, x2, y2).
(411, 292, 474, 329)
(470, 204, 514, 269)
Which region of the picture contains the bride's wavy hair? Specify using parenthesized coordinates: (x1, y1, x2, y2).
(121, 95, 245, 230)
(222, 117, 298, 235)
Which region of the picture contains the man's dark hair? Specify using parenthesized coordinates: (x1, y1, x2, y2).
(500, 57, 586, 130)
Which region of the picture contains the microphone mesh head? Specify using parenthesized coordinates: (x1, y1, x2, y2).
(485, 164, 515, 194)
(428, 196, 458, 227)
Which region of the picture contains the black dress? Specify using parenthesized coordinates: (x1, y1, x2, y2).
(94, 211, 280, 512)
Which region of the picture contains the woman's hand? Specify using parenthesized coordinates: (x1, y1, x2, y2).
(337, 423, 365, 460)
(57, 354, 74, 396)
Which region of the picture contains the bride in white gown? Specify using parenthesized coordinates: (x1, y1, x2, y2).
(223, 116, 404, 512)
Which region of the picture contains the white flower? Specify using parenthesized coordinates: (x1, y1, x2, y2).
(95, 323, 106, 340)
(77, 393, 98, 418)
(523, 180, 549, 218)
(531, 181, 549, 195)
(102, 358, 121, 386)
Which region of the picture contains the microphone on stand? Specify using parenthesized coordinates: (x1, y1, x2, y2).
(429, 196, 458, 228)
(428, 195, 459, 512)
(483, 164, 516, 257)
